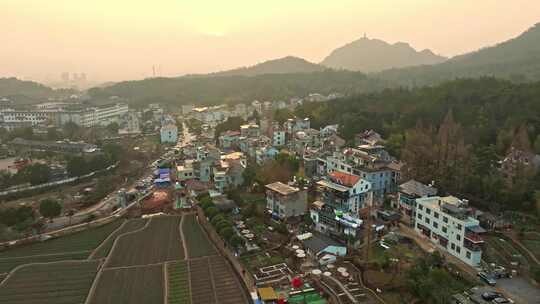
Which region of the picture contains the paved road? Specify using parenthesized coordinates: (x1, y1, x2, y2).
(497, 277, 540, 304)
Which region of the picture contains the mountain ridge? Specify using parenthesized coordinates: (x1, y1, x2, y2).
(320, 36, 447, 72)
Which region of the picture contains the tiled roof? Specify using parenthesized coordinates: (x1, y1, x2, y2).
(329, 171, 360, 187)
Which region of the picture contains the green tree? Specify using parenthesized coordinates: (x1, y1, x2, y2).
(273, 108, 294, 125)
(62, 121, 81, 140)
(39, 199, 62, 219)
(106, 122, 120, 135)
(17, 163, 51, 185)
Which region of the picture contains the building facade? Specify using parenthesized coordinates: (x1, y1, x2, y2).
(265, 182, 308, 219)
(414, 196, 484, 267)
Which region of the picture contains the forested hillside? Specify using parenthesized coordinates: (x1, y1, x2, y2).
(295, 78, 540, 212)
(0, 78, 75, 104)
(376, 23, 540, 86)
(88, 70, 388, 106)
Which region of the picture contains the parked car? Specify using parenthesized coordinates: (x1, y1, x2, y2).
(492, 266, 511, 278)
(492, 297, 513, 304)
(478, 272, 497, 286)
(481, 291, 502, 300)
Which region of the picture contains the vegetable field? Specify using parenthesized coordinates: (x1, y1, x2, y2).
(89, 264, 164, 304)
(182, 214, 216, 258)
(167, 261, 191, 304)
(105, 215, 184, 267)
(90, 218, 148, 259)
(0, 260, 99, 304)
(0, 220, 122, 273)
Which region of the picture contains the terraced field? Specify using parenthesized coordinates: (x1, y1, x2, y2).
(0, 220, 122, 273)
(182, 214, 217, 258)
(106, 216, 184, 267)
(167, 261, 191, 304)
(89, 264, 164, 304)
(0, 260, 99, 304)
(90, 218, 148, 259)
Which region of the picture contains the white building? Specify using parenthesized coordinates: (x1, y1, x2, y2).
(160, 124, 178, 143)
(272, 129, 286, 147)
(414, 196, 485, 267)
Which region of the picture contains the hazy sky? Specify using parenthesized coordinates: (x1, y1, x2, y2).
(2, 0, 539, 83)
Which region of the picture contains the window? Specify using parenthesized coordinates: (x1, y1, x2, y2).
(451, 243, 455, 250)
(443, 216, 448, 223)
(426, 209, 431, 215)
(456, 246, 461, 253)
(442, 226, 447, 233)
(466, 251, 471, 259)
(457, 224, 462, 230)
(433, 222, 438, 228)
(417, 213, 423, 220)
(434, 212, 439, 219)
(456, 235, 461, 241)
(425, 218, 430, 224)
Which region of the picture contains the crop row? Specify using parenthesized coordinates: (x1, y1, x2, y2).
(0, 260, 99, 304)
(105, 215, 184, 268)
(182, 214, 216, 258)
(89, 264, 164, 304)
(167, 261, 191, 304)
(91, 218, 148, 259)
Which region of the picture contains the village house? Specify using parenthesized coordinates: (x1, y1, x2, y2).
(414, 196, 485, 267)
(265, 181, 308, 220)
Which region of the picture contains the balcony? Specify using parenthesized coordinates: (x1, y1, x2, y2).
(464, 232, 484, 243)
(464, 240, 483, 251)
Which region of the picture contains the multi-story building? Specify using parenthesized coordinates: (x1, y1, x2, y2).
(272, 129, 286, 147)
(240, 123, 260, 138)
(414, 196, 485, 267)
(316, 171, 372, 214)
(160, 123, 178, 143)
(0, 109, 54, 130)
(318, 146, 401, 198)
(255, 146, 279, 165)
(265, 181, 308, 219)
(397, 180, 437, 225)
(311, 171, 372, 247)
(218, 130, 241, 149)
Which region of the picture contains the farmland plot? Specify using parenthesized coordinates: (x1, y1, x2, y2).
(167, 261, 191, 304)
(208, 256, 249, 304)
(90, 218, 148, 259)
(106, 216, 183, 267)
(0, 260, 99, 304)
(189, 258, 216, 304)
(89, 264, 163, 304)
(182, 214, 216, 258)
(0, 220, 122, 273)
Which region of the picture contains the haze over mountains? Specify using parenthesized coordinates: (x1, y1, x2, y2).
(2, 22, 540, 106)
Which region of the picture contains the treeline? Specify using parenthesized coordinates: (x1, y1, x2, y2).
(295, 78, 540, 212)
(88, 70, 388, 107)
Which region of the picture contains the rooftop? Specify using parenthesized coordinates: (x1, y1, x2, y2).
(329, 171, 360, 187)
(399, 179, 437, 197)
(302, 233, 344, 254)
(265, 182, 299, 195)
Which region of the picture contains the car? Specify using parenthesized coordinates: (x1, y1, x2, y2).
(481, 291, 503, 301)
(492, 297, 513, 304)
(478, 272, 497, 286)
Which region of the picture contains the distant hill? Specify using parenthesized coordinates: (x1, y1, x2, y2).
(0, 78, 76, 104)
(88, 70, 389, 107)
(208, 56, 326, 77)
(321, 36, 447, 72)
(376, 23, 540, 85)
